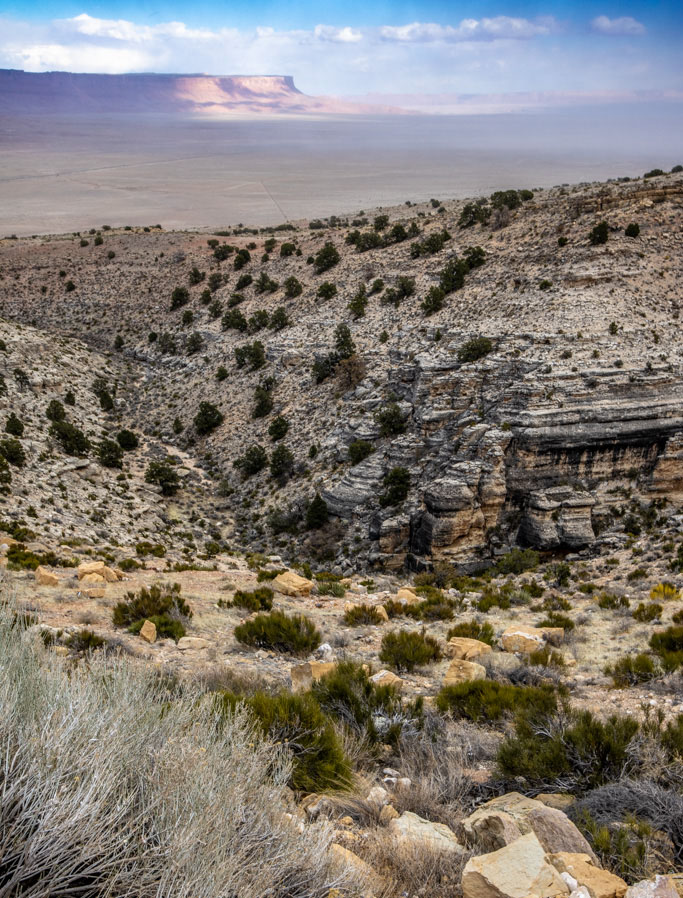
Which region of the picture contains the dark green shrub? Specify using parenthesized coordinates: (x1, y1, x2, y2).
(216, 365, 228, 382)
(375, 402, 406, 437)
(0, 455, 11, 488)
(649, 625, 683, 671)
(529, 645, 566, 668)
(589, 221, 609, 245)
(235, 341, 266, 370)
(284, 276, 302, 298)
(113, 582, 190, 641)
(49, 422, 89, 457)
(625, 222, 640, 238)
(221, 690, 350, 792)
(379, 629, 442, 672)
(316, 282, 337, 300)
(633, 602, 662, 623)
(421, 286, 445, 315)
(316, 580, 345, 598)
(233, 248, 251, 270)
(252, 380, 275, 419)
(170, 286, 190, 310)
(269, 307, 290, 331)
(597, 592, 629, 610)
(129, 614, 185, 641)
(145, 460, 181, 495)
(313, 242, 340, 274)
(348, 439, 374, 465)
(410, 229, 451, 257)
(537, 611, 574, 631)
(497, 705, 639, 791)
(7, 544, 74, 571)
(0, 438, 25, 467)
(5, 413, 24, 437)
(65, 629, 105, 653)
(343, 604, 384, 625)
(270, 444, 294, 482)
(92, 378, 114, 412)
(97, 439, 123, 469)
(347, 285, 368, 320)
(46, 399, 66, 422)
(186, 332, 203, 354)
(437, 680, 557, 722)
(234, 610, 321, 656)
(447, 620, 495, 645)
(458, 337, 493, 363)
(280, 242, 296, 257)
(605, 653, 657, 687)
(116, 429, 138, 450)
(306, 494, 329, 530)
(231, 587, 274, 612)
(268, 416, 289, 441)
(194, 402, 224, 436)
(135, 542, 166, 557)
(644, 168, 665, 178)
(235, 444, 268, 478)
(189, 266, 205, 285)
(493, 548, 539, 575)
(491, 189, 521, 210)
(379, 467, 410, 507)
(312, 660, 403, 744)
(458, 201, 490, 228)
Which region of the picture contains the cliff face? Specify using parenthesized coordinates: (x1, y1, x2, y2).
(0, 69, 395, 116)
(321, 348, 683, 569)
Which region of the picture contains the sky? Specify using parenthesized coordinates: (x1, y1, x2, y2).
(0, 0, 681, 98)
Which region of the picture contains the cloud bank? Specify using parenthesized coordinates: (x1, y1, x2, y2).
(0, 10, 670, 97)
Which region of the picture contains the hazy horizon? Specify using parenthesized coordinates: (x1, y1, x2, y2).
(2, 104, 681, 236)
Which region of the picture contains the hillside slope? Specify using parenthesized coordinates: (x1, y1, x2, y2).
(0, 171, 681, 573)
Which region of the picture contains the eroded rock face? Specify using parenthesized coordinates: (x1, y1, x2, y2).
(322, 345, 683, 569)
(520, 487, 595, 550)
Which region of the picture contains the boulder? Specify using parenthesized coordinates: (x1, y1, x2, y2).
(290, 660, 336, 691)
(395, 587, 420, 605)
(329, 844, 378, 897)
(369, 669, 403, 690)
(527, 806, 597, 861)
(77, 560, 106, 579)
(550, 853, 627, 898)
(537, 794, 576, 812)
(139, 619, 157, 643)
(101, 566, 119, 583)
(501, 625, 549, 653)
(379, 804, 399, 825)
(625, 878, 679, 898)
(442, 658, 487, 687)
(375, 604, 389, 622)
(388, 811, 462, 853)
(462, 794, 597, 863)
(176, 637, 210, 651)
(367, 786, 390, 807)
(273, 570, 314, 596)
(80, 572, 106, 586)
(83, 587, 105, 599)
(462, 832, 570, 898)
(447, 637, 493, 661)
(35, 565, 59, 586)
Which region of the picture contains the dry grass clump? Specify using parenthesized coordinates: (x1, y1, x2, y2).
(0, 602, 365, 898)
(360, 832, 472, 898)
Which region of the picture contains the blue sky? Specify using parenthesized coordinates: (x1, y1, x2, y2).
(0, 0, 680, 98)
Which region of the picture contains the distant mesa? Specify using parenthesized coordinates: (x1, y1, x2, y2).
(0, 69, 402, 116)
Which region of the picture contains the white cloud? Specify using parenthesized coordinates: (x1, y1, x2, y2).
(313, 25, 362, 43)
(65, 13, 219, 42)
(379, 17, 556, 43)
(591, 15, 646, 36)
(6, 41, 151, 72)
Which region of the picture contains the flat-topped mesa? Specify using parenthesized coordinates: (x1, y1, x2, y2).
(0, 69, 398, 115)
